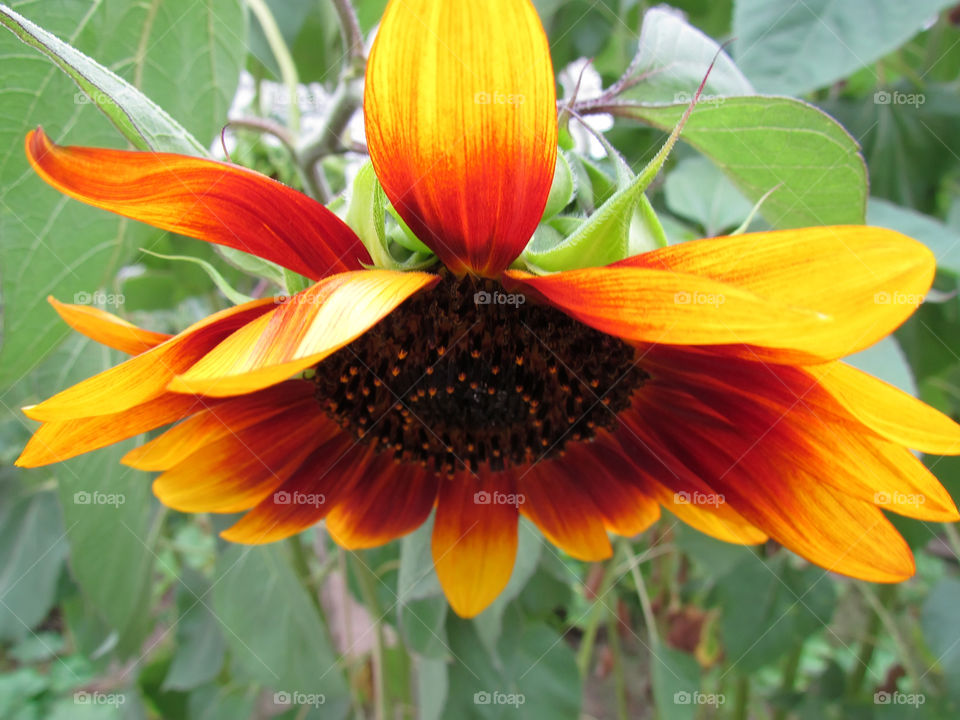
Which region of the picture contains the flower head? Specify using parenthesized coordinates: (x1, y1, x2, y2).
(17, 0, 960, 617)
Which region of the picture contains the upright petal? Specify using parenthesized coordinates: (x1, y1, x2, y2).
(27, 128, 370, 279)
(365, 0, 558, 277)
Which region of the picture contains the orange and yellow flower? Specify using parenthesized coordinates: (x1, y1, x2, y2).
(16, 0, 960, 617)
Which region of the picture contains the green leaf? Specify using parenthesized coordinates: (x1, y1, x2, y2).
(48, 343, 159, 654)
(624, 6, 753, 105)
(868, 197, 960, 277)
(732, 0, 955, 95)
(0, 0, 244, 388)
(212, 544, 349, 707)
(541, 152, 575, 219)
(162, 570, 226, 691)
(0, 3, 205, 154)
(651, 645, 701, 720)
(398, 518, 443, 603)
(0, 489, 67, 642)
(217, 245, 287, 287)
(664, 155, 753, 236)
(622, 97, 868, 228)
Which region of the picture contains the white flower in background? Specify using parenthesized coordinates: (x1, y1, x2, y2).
(558, 57, 614, 159)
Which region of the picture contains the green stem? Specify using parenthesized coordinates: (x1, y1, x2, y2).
(351, 552, 387, 720)
(619, 538, 660, 648)
(857, 583, 922, 692)
(286, 536, 322, 614)
(941, 522, 960, 562)
(606, 609, 629, 720)
(245, 0, 301, 134)
(733, 675, 750, 720)
(849, 584, 892, 696)
(331, 0, 366, 65)
(773, 643, 803, 720)
(576, 545, 624, 676)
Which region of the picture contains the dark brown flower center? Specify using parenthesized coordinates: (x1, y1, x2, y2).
(311, 272, 646, 476)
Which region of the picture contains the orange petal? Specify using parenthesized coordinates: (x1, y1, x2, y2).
(325, 457, 438, 549)
(153, 405, 338, 514)
(23, 297, 277, 422)
(49, 297, 171, 354)
(168, 270, 438, 397)
(808, 361, 960, 455)
(16, 393, 214, 467)
(432, 471, 519, 618)
(220, 438, 371, 543)
(506, 267, 836, 363)
(27, 128, 370, 279)
(123, 380, 315, 470)
(518, 464, 612, 561)
(616, 226, 935, 360)
(365, 0, 557, 277)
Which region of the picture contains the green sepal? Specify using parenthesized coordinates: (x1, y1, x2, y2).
(540, 151, 575, 219)
(139, 249, 254, 305)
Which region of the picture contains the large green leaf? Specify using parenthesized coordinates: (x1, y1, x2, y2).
(621, 96, 867, 228)
(0, 488, 67, 642)
(732, 0, 955, 95)
(0, 0, 244, 389)
(663, 155, 753, 236)
(212, 544, 349, 713)
(623, 6, 753, 105)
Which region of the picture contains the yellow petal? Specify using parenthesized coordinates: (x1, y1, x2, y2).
(365, 0, 557, 277)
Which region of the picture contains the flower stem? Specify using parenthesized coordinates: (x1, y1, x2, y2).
(606, 608, 629, 720)
(331, 0, 366, 65)
(619, 537, 660, 648)
(350, 551, 388, 720)
(245, 0, 301, 134)
(576, 546, 624, 676)
(856, 583, 922, 691)
(286, 535, 322, 614)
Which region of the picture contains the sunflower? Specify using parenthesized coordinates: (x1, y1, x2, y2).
(16, 0, 960, 618)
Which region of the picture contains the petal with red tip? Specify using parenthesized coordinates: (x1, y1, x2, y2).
(365, 0, 557, 276)
(26, 128, 369, 279)
(169, 270, 438, 397)
(326, 457, 439, 549)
